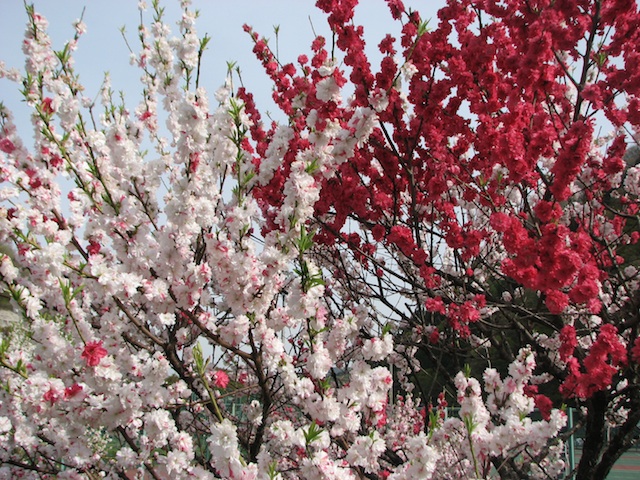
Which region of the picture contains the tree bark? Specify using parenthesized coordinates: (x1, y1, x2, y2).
(576, 392, 607, 479)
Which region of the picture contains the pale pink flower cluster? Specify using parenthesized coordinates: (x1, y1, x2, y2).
(427, 350, 567, 479)
(0, 2, 574, 479)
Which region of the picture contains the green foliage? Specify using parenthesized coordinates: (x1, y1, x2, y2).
(192, 342, 209, 376)
(267, 461, 280, 480)
(294, 259, 324, 293)
(303, 420, 324, 449)
(296, 225, 315, 254)
(59, 279, 83, 307)
(305, 157, 320, 175)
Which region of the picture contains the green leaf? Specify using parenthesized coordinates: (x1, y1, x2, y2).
(305, 158, 320, 174)
(303, 420, 323, 446)
(192, 343, 208, 376)
(296, 225, 314, 253)
(200, 34, 211, 52)
(318, 377, 331, 392)
(267, 461, 280, 480)
(463, 413, 477, 433)
(417, 19, 430, 36)
(0, 337, 10, 356)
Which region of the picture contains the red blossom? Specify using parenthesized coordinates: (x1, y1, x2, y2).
(550, 120, 593, 201)
(49, 154, 63, 169)
(429, 328, 440, 344)
(43, 388, 61, 405)
(81, 341, 107, 367)
(559, 325, 577, 361)
(386, 225, 415, 256)
(545, 290, 569, 315)
(189, 151, 200, 173)
(561, 325, 627, 399)
(41, 97, 55, 115)
(386, 0, 405, 20)
(534, 394, 553, 421)
(425, 297, 446, 314)
(64, 384, 84, 399)
(534, 200, 562, 223)
(378, 34, 396, 55)
(87, 240, 101, 256)
(371, 224, 386, 242)
(490, 212, 511, 232)
(139, 110, 153, 121)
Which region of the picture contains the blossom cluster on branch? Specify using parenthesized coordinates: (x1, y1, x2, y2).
(0, 0, 639, 479)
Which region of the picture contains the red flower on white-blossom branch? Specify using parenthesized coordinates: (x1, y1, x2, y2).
(81, 340, 107, 367)
(43, 387, 61, 405)
(64, 383, 84, 399)
(42, 97, 55, 115)
(0, 138, 16, 154)
(87, 240, 101, 256)
(212, 370, 230, 389)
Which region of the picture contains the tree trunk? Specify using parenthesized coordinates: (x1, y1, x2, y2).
(591, 400, 640, 479)
(576, 392, 607, 480)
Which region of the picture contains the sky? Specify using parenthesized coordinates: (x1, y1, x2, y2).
(0, 0, 444, 134)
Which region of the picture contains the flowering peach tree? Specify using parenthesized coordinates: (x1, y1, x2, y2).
(1, 0, 639, 478)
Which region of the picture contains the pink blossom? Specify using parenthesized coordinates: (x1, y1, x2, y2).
(0, 138, 16, 154)
(212, 370, 229, 389)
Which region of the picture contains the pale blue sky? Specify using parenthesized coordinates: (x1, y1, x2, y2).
(1, 1, 443, 132)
